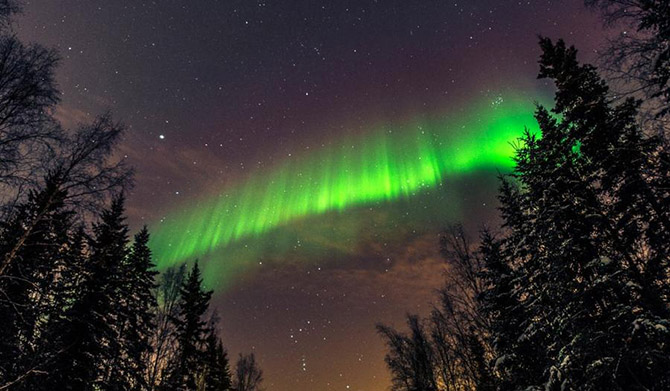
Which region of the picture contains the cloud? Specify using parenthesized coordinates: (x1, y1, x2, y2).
(52, 104, 93, 128)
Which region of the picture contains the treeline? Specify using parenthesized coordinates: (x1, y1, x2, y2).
(0, 3, 261, 391)
(2, 196, 263, 391)
(378, 2, 670, 391)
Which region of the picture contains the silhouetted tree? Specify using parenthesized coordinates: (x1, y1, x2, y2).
(0, 7, 246, 391)
(477, 229, 534, 391)
(0, 1, 19, 30)
(199, 321, 232, 391)
(32, 226, 89, 390)
(233, 353, 263, 391)
(483, 38, 670, 389)
(0, 115, 133, 278)
(0, 31, 61, 206)
(587, 0, 670, 118)
(377, 316, 439, 391)
(377, 227, 494, 391)
(379, 37, 670, 391)
(114, 227, 158, 390)
(51, 197, 130, 390)
(0, 175, 73, 389)
(147, 265, 187, 390)
(162, 261, 213, 391)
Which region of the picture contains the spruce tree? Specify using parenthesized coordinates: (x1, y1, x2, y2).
(54, 196, 130, 391)
(37, 226, 89, 391)
(112, 226, 158, 391)
(148, 264, 187, 390)
(164, 261, 213, 391)
(200, 326, 232, 391)
(0, 176, 73, 389)
(478, 229, 535, 391)
(480, 38, 670, 390)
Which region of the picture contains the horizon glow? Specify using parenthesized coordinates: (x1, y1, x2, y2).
(149, 92, 542, 269)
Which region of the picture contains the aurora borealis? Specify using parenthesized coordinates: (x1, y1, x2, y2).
(150, 93, 538, 270)
(15, 1, 608, 390)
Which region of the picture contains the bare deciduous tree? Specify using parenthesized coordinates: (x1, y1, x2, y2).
(0, 114, 133, 276)
(0, 1, 19, 30)
(587, 1, 670, 119)
(0, 35, 61, 206)
(146, 264, 186, 390)
(377, 226, 495, 391)
(233, 353, 263, 391)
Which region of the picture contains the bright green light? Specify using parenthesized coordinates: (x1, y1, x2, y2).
(150, 92, 540, 268)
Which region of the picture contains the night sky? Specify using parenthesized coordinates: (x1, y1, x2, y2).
(16, 1, 609, 390)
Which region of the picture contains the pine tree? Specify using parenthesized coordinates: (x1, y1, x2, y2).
(118, 227, 158, 390)
(200, 325, 232, 391)
(477, 229, 535, 391)
(148, 264, 187, 390)
(0, 176, 73, 389)
(53, 196, 130, 391)
(36, 226, 89, 391)
(163, 261, 213, 391)
(479, 38, 670, 390)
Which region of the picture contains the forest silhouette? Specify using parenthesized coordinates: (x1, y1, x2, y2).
(1, 1, 670, 390)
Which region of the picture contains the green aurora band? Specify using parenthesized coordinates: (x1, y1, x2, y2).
(149, 92, 542, 268)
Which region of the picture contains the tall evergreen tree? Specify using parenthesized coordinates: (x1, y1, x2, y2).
(483, 38, 670, 390)
(377, 36, 670, 391)
(477, 230, 531, 391)
(114, 227, 158, 390)
(0, 176, 73, 389)
(35, 226, 89, 390)
(53, 196, 130, 391)
(200, 325, 232, 391)
(148, 264, 187, 390)
(163, 261, 213, 391)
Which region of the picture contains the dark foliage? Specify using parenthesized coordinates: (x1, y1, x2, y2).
(587, 0, 670, 118)
(379, 38, 670, 391)
(233, 353, 264, 391)
(0, 7, 251, 390)
(161, 261, 214, 391)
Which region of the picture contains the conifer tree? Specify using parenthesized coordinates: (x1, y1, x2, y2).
(0, 176, 73, 389)
(163, 261, 213, 391)
(377, 37, 670, 391)
(115, 227, 158, 390)
(200, 325, 232, 391)
(148, 264, 187, 390)
(484, 38, 670, 390)
(35, 226, 89, 390)
(54, 197, 130, 391)
(477, 230, 531, 391)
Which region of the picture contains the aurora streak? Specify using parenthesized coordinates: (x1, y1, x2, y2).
(149, 92, 541, 268)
